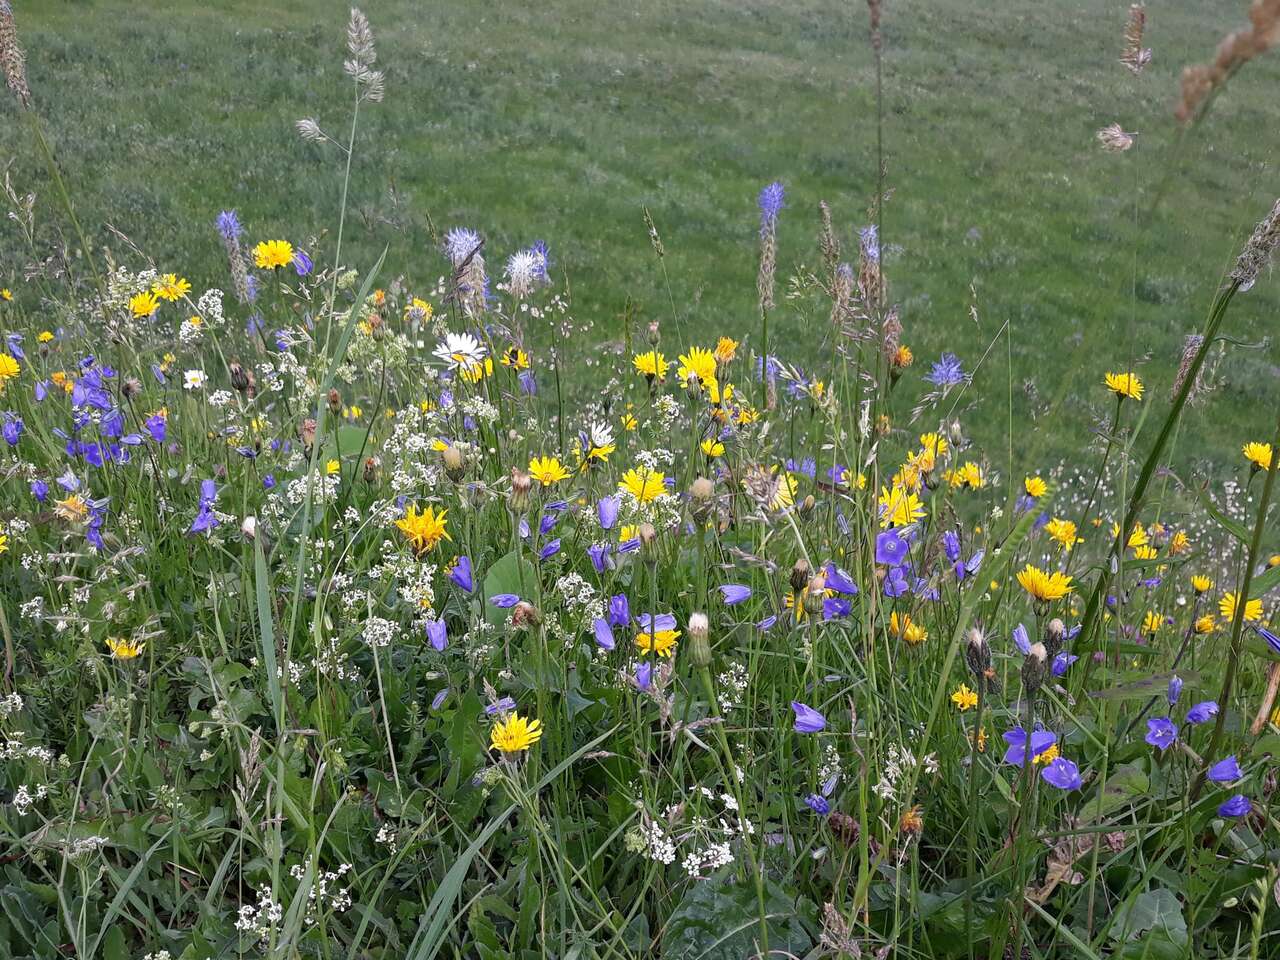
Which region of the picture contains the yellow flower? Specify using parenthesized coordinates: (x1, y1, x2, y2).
(1024, 475, 1047, 498)
(878, 484, 926, 528)
(1219, 592, 1263, 623)
(1104, 371, 1143, 401)
(676, 346, 717, 389)
(713, 336, 739, 363)
(0, 288, 11, 301)
(1168, 530, 1190, 555)
(889, 612, 928, 645)
(1270, 555, 1280, 568)
(395, 504, 451, 554)
(489, 713, 543, 754)
(892, 344, 913, 368)
(1133, 545, 1158, 561)
(0, 352, 20, 388)
(405, 297, 434, 322)
(1142, 610, 1162, 635)
(152, 273, 191, 301)
(129, 290, 160, 318)
(1044, 518, 1082, 551)
(635, 624, 680, 657)
(899, 805, 924, 835)
(951, 684, 978, 711)
(105, 637, 145, 660)
(1112, 522, 1147, 549)
(325, 459, 341, 475)
(619, 467, 667, 503)
(620, 411, 638, 431)
(501, 345, 529, 370)
(529, 456, 570, 485)
(735, 406, 759, 426)
(54, 494, 89, 522)
(0, 532, 7, 554)
(946, 461, 985, 490)
(969, 726, 988, 753)
(1190, 575, 1212, 593)
(1243, 442, 1273, 471)
(1034, 743, 1060, 766)
(253, 240, 294, 269)
(37, 330, 54, 343)
(343, 405, 363, 420)
(700, 438, 724, 458)
(1016, 564, 1073, 603)
(1195, 614, 1216, 634)
(459, 357, 494, 384)
(632, 350, 669, 380)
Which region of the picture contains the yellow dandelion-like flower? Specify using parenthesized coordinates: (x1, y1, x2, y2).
(888, 611, 928, 645)
(501, 345, 529, 370)
(105, 637, 145, 660)
(37, 330, 54, 343)
(700, 438, 724, 458)
(676, 346, 717, 389)
(735, 406, 759, 426)
(619, 467, 667, 503)
(1112, 522, 1147, 550)
(635, 626, 680, 657)
(0, 533, 7, 555)
(951, 684, 978, 711)
(1195, 614, 1217, 634)
(1243, 442, 1273, 471)
(713, 336, 739, 363)
(405, 297, 435, 322)
(529, 456, 571, 485)
(459, 357, 494, 384)
(325, 459, 341, 476)
(1104, 371, 1143, 401)
(0, 352, 20, 389)
(395, 504, 451, 554)
(1016, 564, 1073, 603)
(1133, 545, 1158, 561)
(899, 805, 924, 834)
(892, 344, 913, 369)
(0, 288, 11, 302)
(632, 350, 669, 380)
(946, 461, 985, 490)
(489, 713, 543, 754)
(878, 484, 926, 529)
(1024, 475, 1047, 498)
(1044, 518, 1082, 551)
(621, 411, 638, 431)
(152, 273, 191, 302)
(54, 494, 89, 523)
(1034, 743, 1060, 765)
(1142, 610, 1162, 635)
(1219, 592, 1263, 623)
(1191, 575, 1213, 593)
(129, 290, 161, 319)
(253, 240, 294, 269)
(771, 471, 797, 511)
(1168, 530, 1190, 555)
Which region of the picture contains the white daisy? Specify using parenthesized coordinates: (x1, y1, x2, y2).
(433, 332, 487, 371)
(183, 369, 207, 391)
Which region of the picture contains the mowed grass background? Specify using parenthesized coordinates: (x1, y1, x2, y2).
(1, 0, 1277, 469)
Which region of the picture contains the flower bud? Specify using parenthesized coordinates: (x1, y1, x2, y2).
(241, 515, 257, 540)
(638, 522, 657, 549)
(799, 494, 816, 516)
(965, 626, 992, 688)
(363, 455, 381, 484)
(802, 576, 827, 616)
(647, 321, 661, 346)
(790, 558, 812, 593)
(298, 418, 317, 448)
(690, 476, 715, 522)
(442, 444, 465, 482)
(1021, 642, 1048, 695)
(229, 361, 250, 393)
(327, 388, 342, 415)
(511, 601, 542, 629)
(687, 612, 711, 668)
(1044, 617, 1066, 659)
(121, 377, 142, 401)
(509, 468, 531, 511)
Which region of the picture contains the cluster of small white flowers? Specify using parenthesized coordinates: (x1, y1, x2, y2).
(818, 742, 842, 791)
(635, 448, 675, 471)
(362, 616, 397, 649)
(313, 632, 357, 681)
(235, 885, 283, 943)
(64, 835, 109, 862)
(873, 743, 937, 801)
(178, 316, 204, 344)
(143, 951, 174, 960)
(682, 841, 734, 878)
(196, 288, 225, 326)
(653, 394, 681, 427)
(460, 395, 499, 424)
(207, 389, 235, 408)
(716, 662, 749, 711)
(375, 823, 399, 853)
(0, 692, 23, 717)
(288, 859, 353, 926)
(20, 596, 45, 620)
(553, 573, 601, 616)
(628, 822, 676, 865)
(285, 474, 340, 507)
(12, 783, 48, 815)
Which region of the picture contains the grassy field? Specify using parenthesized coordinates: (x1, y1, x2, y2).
(2, 0, 1278, 471)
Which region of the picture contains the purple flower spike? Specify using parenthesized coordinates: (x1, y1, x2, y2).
(791, 701, 826, 734)
(758, 181, 785, 229)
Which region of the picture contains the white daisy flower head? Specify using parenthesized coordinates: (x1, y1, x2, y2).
(433, 332, 487, 371)
(184, 369, 207, 391)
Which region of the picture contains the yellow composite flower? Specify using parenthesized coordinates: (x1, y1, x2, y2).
(892, 344, 913, 369)
(105, 637, 146, 660)
(1190, 575, 1213, 594)
(635, 625, 680, 657)
(489, 713, 543, 754)
(951, 684, 979, 711)
(54, 494, 89, 523)
(700, 438, 725, 458)
(0, 532, 7, 554)
(1024, 475, 1047, 498)
(620, 410, 638, 431)
(1104, 371, 1144, 401)
(770, 471, 798, 511)
(735, 405, 759, 426)
(0, 352, 20, 388)
(877, 484, 926, 529)
(1044, 518, 1082, 551)
(129, 290, 161, 319)
(896, 460, 925, 491)
(916, 433, 948, 460)
(253, 239, 294, 269)
(947, 461, 985, 490)
(632, 350, 669, 380)
(713, 336, 739, 363)
(459, 357, 494, 384)
(1243, 442, 1273, 471)
(1195, 614, 1217, 634)
(1219, 592, 1263, 623)
(676, 346, 717, 389)
(405, 297, 435, 322)
(500, 345, 529, 370)
(1112, 522, 1147, 550)
(619, 467, 667, 503)
(1132, 545, 1158, 561)
(1168, 530, 1190, 555)
(395, 504, 451, 554)
(152, 273, 191, 302)
(889, 611, 928, 645)
(325, 459, 341, 475)
(1142, 610, 1162, 635)
(529, 455, 570, 485)
(1016, 564, 1073, 603)
(0, 287, 11, 301)
(37, 330, 54, 343)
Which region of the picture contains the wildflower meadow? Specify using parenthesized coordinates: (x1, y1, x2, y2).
(3, 2, 1280, 958)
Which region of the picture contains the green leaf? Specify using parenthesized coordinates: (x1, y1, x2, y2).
(254, 538, 282, 726)
(482, 549, 536, 626)
(1109, 888, 1187, 945)
(1089, 762, 1150, 819)
(661, 874, 814, 960)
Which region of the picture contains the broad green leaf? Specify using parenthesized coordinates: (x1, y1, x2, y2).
(661, 874, 814, 960)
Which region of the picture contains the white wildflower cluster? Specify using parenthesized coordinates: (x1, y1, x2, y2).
(143, 952, 174, 960)
(178, 316, 204, 345)
(313, 631, 356, 681)
(635, 448, 675, 471)
(63, 835, 109, 862)
(652, 394, 681, 428)
(195, 288, 225, 326)
(288, 859, 353, 926)
(626, 821, 677, 865)
(0, 692, 23, 717)
(371, 548, 437, 613)
(460, 395, 499, 425)
(716, 662, 749, 711)
(375, 823, 399, 853)
(12, 784, 48, 815)
(553, 573, 602, 617)
(873, 742, 938, 802)
(361, 616, 397, 649)
(235, 885, 284, 943)
(284, 474, 340, 507)
(818, 742, 842, 793)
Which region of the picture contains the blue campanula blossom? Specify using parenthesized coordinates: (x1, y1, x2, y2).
(484, 696, 516, 716)
(490, 594, 520, 608)
(539, 512, 558, 536)
(1145, 717, 1177, 751)
(592, 618, 615, 651)
(425, 618, 447, 652)
(597, 495, 620, 530)
(1218, 794, 1251, 818)
(823, 597, 853, 619)
(608, 594, 630, 628)
(1002, 728, 1056, 766)
(188, 479, 219, 535)
(634, 662, 653, 692)
(1185, 700, 1218, 724)
(757, 614, 778, 631)
(2, 413, 22, 446)
(1167, 675, 1183, 705)
(942, 530, 961, 563)
(292, 249, 313, 276)
(1207, 756, 1242, 784)
(448, 555, 473, 592)
(518, 369, 537, 395)
(883, 566, 909, 598)
(925, 352, 965, 387)
(538, 539, 561, 560)
(823, 563, 857, 595)
(1052, 652, 1078, 676)
(1257, 626, 1280, 656)
(56, 468, 79, 492)
(790, 701, 826, 734)
(85, 497, 110, 550)
(1040, 757, 1082, 790)
(5, 333, 23, 360)
(719, 584, 752, 605)
(588, 542, 612, 574)
(875, 529, 908, 566)
(262, 473, 276, 490)
(1013, 623, 1032, 655)
(31, 479, 48, 502)
(803, 794, 830, 815)
(430, 689, 449, 711)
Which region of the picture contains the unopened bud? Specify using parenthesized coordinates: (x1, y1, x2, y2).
(965, 626, 992, 687)
(799, 494, 816, 515)
(327, 388, 342, 415)
(512, 601, 542, 629)
(803, 575, 827, 616)
(121, 377, 142, 400)
(1021, 642, 1048, 695)
(442, 444, 465, 482)
(298, 418, 317, 447)
(688, 612, 711, 668)
(638, 522, 657, 548)
(229, 361, 250, 393)
(647, 321, 661, 346)
(363, 456, 381, 484)
(509, 468, 531, 510)
(790, 558, 812, 593)
(241, 515, 257, 540)
(1044, 617, 1066, 659)
(690, 476, 715, 522)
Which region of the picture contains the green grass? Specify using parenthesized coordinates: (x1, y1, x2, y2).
(2, 0, 1278, 470)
